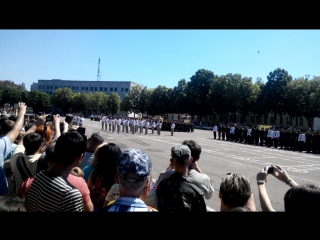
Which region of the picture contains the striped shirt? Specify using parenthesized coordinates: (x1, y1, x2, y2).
(26, 171, 83, 212)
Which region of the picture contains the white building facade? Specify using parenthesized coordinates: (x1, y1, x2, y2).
(30, 79, 144, 100)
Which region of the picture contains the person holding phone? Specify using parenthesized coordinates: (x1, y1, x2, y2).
(256, 165, 299, 211)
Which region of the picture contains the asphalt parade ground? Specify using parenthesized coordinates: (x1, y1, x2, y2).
(76, 118, 320, 212)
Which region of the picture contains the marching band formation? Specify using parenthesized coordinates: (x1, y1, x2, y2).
(72, 114, 195, 136)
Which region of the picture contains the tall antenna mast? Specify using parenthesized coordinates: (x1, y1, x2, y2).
(97, 57, 101, 81)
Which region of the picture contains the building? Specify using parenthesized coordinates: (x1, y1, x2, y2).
(30, 79, 144, 100)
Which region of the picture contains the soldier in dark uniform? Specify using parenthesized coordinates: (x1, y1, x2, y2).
(291, 130, 299, 151)
(218, 123, 222, 140)
(313, 131, 320, 154)
(305, 130, 312, 153)
(221, 124, 226, 140)
(226, 124, 230, 141)
(191, 122, 194, 132)
(279, 128, 285, 149)
(259, 127, 265, 146)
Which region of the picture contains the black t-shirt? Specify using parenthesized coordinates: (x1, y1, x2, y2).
(156, 172, 206, 212)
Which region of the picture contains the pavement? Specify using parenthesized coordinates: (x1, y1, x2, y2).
(72, 118, 320, 212)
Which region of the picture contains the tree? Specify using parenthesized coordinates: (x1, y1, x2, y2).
(186, 69, 216, 122)
(51, 87, 74, 114)
(120, 94, 132, 116)
(100, 94, 109, 114)
(28, 90, 50, 113)
(1, 87, 21, 106)
(265, 68, 293, 126)
(209, 75, 231, 122)
(128, 85, 143, 117)
(172, 79, 188, 118)
(92, 92, 106, 113)
(107, 92, 121, 116)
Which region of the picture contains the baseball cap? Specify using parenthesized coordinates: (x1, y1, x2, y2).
(117, 148, 151, 182)
(171, 145, 191, 164)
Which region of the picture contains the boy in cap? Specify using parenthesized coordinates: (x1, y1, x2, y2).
(97, 148, 157, 212)
(156, 145, 207, 212)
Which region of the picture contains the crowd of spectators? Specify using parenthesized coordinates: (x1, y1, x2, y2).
(0, 102, 319, 212)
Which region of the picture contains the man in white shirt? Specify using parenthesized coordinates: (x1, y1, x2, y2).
(266, 127, 274, 147)
(171, 122, 175, 136)
(298, 130, 306, 152)
(229, 125, 235, 142)
(157, 121, 162, 135)
(112, 118, 116, 132)
(132, 119, 136, 134)
(152, 121, 156, 134)
(145, 121, 150, 135)
(212, 124, 218, 140)
(273, 128, 280, 148)
(108, 117, 112, 131)
(105, 117, 109, 131)
(117, 118, 121, 134)
(101, 115, 106, 130)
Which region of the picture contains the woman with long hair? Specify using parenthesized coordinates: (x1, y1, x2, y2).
(87, 143, 122, 209)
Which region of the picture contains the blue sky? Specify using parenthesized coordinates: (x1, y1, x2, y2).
(1, 30, 319, 91)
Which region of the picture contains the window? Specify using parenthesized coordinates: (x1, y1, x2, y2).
(91, 87, 93, 91)
(300, 117, 303, 126)
(125, 88, 128, 92)
(47, 86, 49, 89)
(50, 91, 52, 95)
(50, 86, 52, 89)
(39, 85, 41, 89)
(115, 88, 117, 91)
(86, 87, 88, 90)
(95, 87, 97, 91)
(72, 86, 75, 90)
(286, 117, 290, 125)
(270, 117, 274, 124)
(121, 88, 124, 92)
(104, 87, 107, 91)
(55, 86, 57, 89)
(250, 116, 254, 123)
(280, 117, 283, 125)
(110, 88, 113, 91)
(82, 87, 84, 90)
(76, 86, 78, 90)
(100, 87, 103, 91)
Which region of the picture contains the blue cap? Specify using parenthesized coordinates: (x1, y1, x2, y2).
(117, 149, 151, 182)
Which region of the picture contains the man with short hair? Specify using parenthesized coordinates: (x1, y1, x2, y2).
(170, 122, 175, 136)
(156, 145, 207, 212)
(26, 131, 86, 212)
(96, 148, 157, 212)
(212, 123, 218, 139)
(219, 173, 256, 211)
(10, 115, 47, 193)
(156, 140, 214, 201)
(79, 132, 104, 170)
(0, 102, 26, 195)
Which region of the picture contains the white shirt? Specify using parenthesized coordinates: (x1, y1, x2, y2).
(213, 126, 217, 132)
(171, 123, 175, 129)
(298, 133, 306, 142)
(273, 131, 280, 138)
(267, 130, 274, 138)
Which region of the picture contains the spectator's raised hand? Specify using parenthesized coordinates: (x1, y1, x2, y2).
(256, 165, 269, 183)
(18, 102, 27, 115)
(36, 114, 47, 127)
